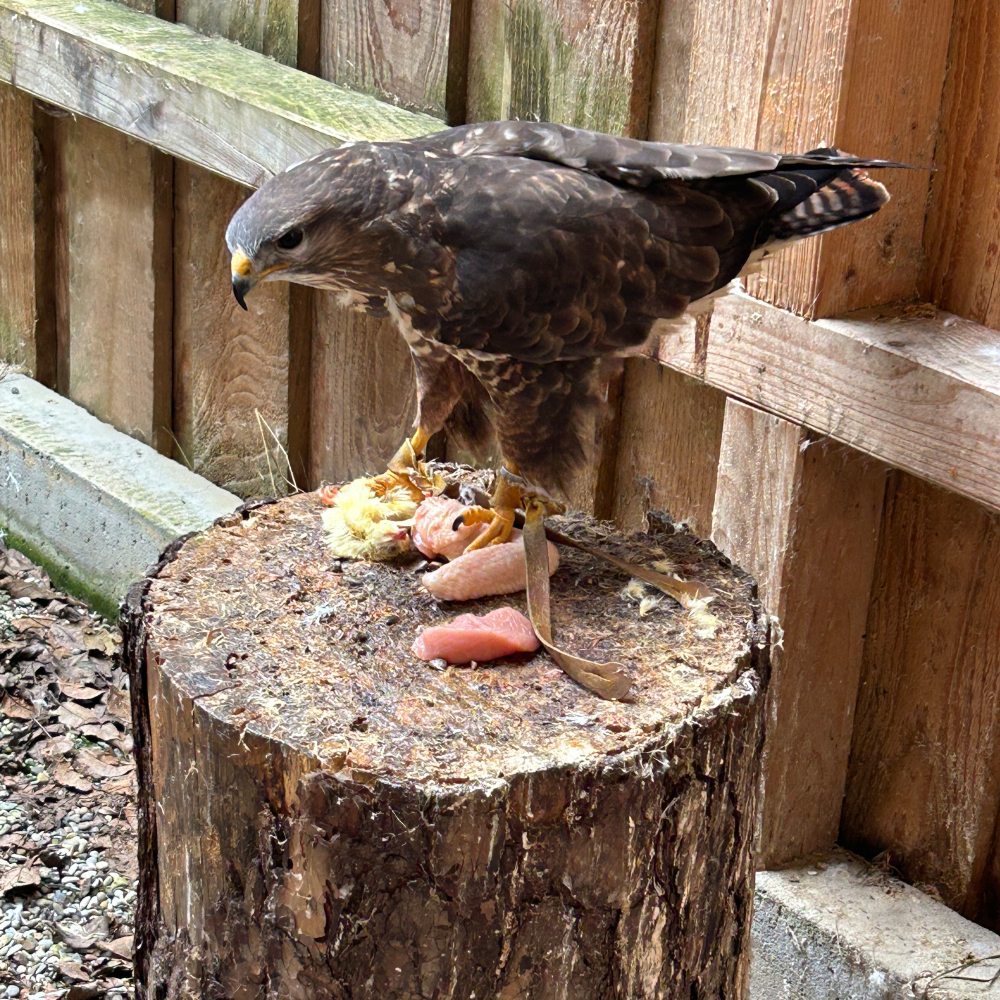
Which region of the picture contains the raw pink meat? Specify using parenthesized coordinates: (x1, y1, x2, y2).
(421, 532, 559, 601)
(411, 496, 486, 560)
(412, 607, 540, 664)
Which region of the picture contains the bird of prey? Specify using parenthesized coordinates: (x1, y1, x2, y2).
(227, 120, 900, 547)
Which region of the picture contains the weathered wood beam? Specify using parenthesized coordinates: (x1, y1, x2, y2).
(648, 292, 1000, 514)
(712, 399, 885, 866)
(0, 0, 442, 188)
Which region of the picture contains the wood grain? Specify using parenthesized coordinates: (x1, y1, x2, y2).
(310, 296, 416, 485)
(842, 472, 1000, 922)
(322, 0, 453, 119)
(648, 0, 770, 147)
(701, 292, 1000, 513)
(128, 487, 767, 997)
(169, 4, 300, 498)
(921, 0, 1000, 329)
(58, 116, 172, 452)
(0, 0, 441, 189)
(173, 163, 292, 496)
(611, 358, 725, 537)
(713, 399, 885, 866)
(466, 0, 660, 137)
(0, 83, 38, 375)
(746, 0, 953, 318)
(176, 0, 298, 64)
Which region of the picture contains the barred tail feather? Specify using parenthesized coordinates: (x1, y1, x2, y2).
(768, 168, 890, 241)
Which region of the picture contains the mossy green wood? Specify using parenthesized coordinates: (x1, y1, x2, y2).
(176, 0, 299, 68)
(0, 0, 441, 186)
(466, 0, 659, 139)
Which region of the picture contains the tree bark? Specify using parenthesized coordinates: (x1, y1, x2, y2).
(123, 486, 769, 999)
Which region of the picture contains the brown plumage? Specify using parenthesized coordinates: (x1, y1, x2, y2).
(226, 121, 901, 493)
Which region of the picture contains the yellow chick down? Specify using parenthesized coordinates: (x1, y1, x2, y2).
(321, 478, 420, 560)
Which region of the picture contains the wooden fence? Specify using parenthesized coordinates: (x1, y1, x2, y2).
(1, 0, 999, 930)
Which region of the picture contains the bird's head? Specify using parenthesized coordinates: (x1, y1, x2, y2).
(226, 145, 392, 309)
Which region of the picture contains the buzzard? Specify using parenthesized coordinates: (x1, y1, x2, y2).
(227, 121, 899, 546)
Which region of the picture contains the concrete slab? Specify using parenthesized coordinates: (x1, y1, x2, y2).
(0, 373, 240, 616)
(752, 849, 1000, 999)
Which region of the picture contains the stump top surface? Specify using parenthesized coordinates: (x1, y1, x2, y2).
(146, 485, 758, 784)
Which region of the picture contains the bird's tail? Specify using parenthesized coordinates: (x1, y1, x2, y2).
(754, 147, 892, 245)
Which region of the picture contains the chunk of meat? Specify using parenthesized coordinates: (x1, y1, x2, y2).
(421, 532, 559, 601)
(412, 607, 540, 664)
(412, 496, 486, 560)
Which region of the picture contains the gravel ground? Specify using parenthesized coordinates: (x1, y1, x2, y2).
(0, 547, 136, 998)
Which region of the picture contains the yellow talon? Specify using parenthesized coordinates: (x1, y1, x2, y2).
(463, 506, 516, 551)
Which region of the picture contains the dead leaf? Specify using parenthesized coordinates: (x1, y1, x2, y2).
(100, 935, 133, 961)
(104, 686, 131, 723)
(52, 763, 93, 794)
(100, 775, 136, 796)
(10, 615, 49, 633)
(48, 622, 87, 653)
(75, 750, 134, 780)
(57, 914, 110, 951)
(1, 692, 34, 719)
(28, 735, 75, 761)
(57, 701, 100, 728)
(83, 627, 120, 656)
(57, 960, 90, 982)
(113, 734, 134, 755)
(0, 833, 29, 850)
(59, 682, 105, 703)
(80, 723, 120, 742)
(0, 858, 42, 895)
(3, 577, 57, 602)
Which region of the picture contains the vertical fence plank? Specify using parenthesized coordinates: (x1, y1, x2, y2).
(310, 300, 416, 484)
(0, 84, 40, 376)
(712, 400, 885, 866)
(467, 0, 659, 137)
(921, 0, 1000, 328)
(173, 164, 293, 494)
(310, 0, 460, 486)
(611, 360, 724, 535)
(58, 117, 173, 452)
(322, 0, 455, 118)
(841, 473, 1000, 923)
(176, 0, 299, 63)
(744, 0, 953, 319)
(171, 2, 304, 495)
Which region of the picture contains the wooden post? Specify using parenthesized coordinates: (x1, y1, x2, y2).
(125, 485, 769, 998)
(56, 115, 173, 453)
(712, 399, 885, 866)
(841, 472, 1000, 925)
(171, 0, 304, 495)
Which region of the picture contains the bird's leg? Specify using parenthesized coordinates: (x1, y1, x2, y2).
(461, 463, 565, 552)
(369, 427, 432, 502)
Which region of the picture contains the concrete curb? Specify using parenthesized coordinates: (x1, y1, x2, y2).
(0, 373, 240, 617)
(752, 849, 1000, 999)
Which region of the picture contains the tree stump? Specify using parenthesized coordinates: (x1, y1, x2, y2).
(123, 481, 769, 1000)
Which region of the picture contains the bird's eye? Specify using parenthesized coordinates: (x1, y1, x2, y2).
(276, 228, 304, 250)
